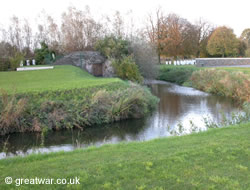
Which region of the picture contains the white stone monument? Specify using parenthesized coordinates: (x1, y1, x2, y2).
(32, 59, 36, 65)
(26, 60, 30, 66)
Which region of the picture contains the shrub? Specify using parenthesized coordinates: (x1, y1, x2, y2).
(34, 42, 52, 65)
(158, 65, 200, 85)
(0, 58, 10, 71)
(95, 35, 130, 59)
(85, 83, 158, 124)
(112, 56, 143, 83)
(9, 52, 24, 71)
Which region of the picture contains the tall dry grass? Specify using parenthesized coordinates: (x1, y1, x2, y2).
(190, 69, 250, 103)
(0, 90, 27, 135)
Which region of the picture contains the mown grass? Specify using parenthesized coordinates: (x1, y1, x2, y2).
(0, 122, 249, 189)
(0, 65, 121, 94)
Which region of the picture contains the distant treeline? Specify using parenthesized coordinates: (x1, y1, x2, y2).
(1, 6, 250, 62)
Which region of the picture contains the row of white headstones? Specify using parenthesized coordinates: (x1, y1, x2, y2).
(20, 59, 36, 67)
(166, 59, 196, 65)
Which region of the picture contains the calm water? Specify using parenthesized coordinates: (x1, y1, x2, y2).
(0, 81, 240, 159)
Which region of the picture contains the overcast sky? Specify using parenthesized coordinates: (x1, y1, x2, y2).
(0, 0, 249, 36)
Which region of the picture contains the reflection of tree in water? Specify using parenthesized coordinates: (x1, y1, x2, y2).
(150, 83, 181, 128)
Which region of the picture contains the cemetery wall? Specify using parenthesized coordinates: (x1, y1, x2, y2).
(196, 58, 250, 67)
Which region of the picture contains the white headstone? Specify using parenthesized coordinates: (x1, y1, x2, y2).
(52, 53, 55, 60)
(32, 59, 36, 65)
(20, 60, 23, 67)
(26, 60, 30, 66)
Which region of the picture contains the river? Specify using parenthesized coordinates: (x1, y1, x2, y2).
(0, 81, 240, 159)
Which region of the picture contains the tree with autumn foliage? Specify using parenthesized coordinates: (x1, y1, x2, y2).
(207, 26, 239, 57)
(145, 11, 205, 60)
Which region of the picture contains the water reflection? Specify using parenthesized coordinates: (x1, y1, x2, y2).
(0, 81, 240, 159)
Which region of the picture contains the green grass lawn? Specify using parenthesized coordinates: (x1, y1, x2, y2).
(0, 122, 249, 189)
(0, 65, 122, 94)
(160, 65, 250, 75)
(215, 67, 250, 75)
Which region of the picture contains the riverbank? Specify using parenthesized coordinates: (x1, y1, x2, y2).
(0, 65, 158, 135)
(158, 65, 250, 103)
(0, 122, 249, 189)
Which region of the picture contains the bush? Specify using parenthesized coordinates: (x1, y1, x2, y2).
(158, 65, 200, 85)
(112, 56, 143, 83)
(0, 58, 10, 71)
(34, 42, 52, 65)
(9, 52, 24, 71)
(95, 36, 130, 59)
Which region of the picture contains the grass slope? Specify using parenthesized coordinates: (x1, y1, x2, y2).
(0, 122, 250, 189)
(0, 65, 121, 93)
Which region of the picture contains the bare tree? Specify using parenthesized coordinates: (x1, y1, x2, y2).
(46, 15, 62, 53)
(8, 16, 22, 51)
(112, 11, 124, 38)
(181, 21, 198, 58)
(22, 19, 33, 56)
(194, 18, 214, 57)
(82, 6, 104, 49)
(61, 7, 86, 52)
(145, 8, 166, 63)
(131, 39, 158, 79)
(60, 6, 103, 52)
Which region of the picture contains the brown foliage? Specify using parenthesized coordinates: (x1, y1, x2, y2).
(145, 10, 209, 59)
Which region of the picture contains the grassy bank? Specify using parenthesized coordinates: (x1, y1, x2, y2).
(158, 65, 250, 84)
(0, 122, 250, 189)
(158, 65, 201, 85)
(191, 69, 250, 102)
(158, 65, 250, 103)
(0, 66, 158, 135)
